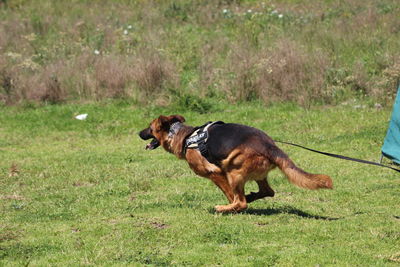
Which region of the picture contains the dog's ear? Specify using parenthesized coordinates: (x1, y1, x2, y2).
(158, 115, 169, 127)
(158, 115, 185, 128)
(169, 115, 185, 123)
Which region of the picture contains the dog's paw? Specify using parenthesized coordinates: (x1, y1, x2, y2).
(245, 192, 257, 203)
(215, 205, 228, 213)
(214, 203, 247, 213)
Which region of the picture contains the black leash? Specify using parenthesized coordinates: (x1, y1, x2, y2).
(274, 140, 400, 173)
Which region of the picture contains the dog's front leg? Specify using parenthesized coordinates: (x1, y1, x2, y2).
(215, 172, 247, 213)
(210, 174, 234, 203)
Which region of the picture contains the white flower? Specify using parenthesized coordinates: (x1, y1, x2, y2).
(94, 50, 100, 55)
(223, 9, 228, 14)
(75, 114, 88, 120)
(278, 14, 283, 18)
(247, 9, 252, 13)
(123, 30, 128, 35)
(127, 25, 132, 29)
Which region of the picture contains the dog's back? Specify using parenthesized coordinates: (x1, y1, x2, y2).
(207, 123, 274, 162)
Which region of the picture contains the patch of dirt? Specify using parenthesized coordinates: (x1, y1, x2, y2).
(0, 193, 25, 200)
(150, 222, 168, 229)
(72, 181, 96, 187)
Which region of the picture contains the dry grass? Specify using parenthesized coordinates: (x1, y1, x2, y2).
(131, 49, 177, 100)
(0, 0, 399, 106)
(223, 39, 330, 105)
(259, 40, 330, 105)
(94, 55, 133, 99)
(0, 49, 177, 104)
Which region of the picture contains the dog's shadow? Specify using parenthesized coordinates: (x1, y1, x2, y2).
(210, 206, 340, 221)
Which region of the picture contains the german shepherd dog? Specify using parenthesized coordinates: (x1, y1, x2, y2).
(139, 115, 333, 213)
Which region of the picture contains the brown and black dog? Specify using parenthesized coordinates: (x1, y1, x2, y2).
(139, 115, 332, 213)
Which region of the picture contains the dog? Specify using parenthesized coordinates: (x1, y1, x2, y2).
(139, 115, 333, 212)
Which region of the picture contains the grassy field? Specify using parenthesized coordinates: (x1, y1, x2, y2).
(1, 0, 400, 265)
(1, 100, 399, 266)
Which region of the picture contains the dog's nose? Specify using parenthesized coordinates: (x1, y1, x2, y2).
(139, 128, 152, 140)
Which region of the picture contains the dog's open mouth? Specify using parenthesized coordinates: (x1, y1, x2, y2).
(146, 138, 160, 150)
(139, 127, 160, 150)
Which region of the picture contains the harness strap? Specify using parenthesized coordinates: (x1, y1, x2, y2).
(184, 121, 224, 163)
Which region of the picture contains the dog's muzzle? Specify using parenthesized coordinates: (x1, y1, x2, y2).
(139, 128, 160, 150)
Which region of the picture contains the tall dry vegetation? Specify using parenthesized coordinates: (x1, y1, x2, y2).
(222, 40, 329, 106)
(0, 0, 399, 106)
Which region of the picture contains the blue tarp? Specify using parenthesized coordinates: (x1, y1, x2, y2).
(382, 86, 400, 164)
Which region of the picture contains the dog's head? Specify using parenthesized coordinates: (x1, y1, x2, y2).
(139, 115, 185, 150)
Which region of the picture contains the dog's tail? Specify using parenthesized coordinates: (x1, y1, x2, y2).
(273, 150, 333, 190)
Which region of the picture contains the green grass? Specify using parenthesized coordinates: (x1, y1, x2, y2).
(1, 100, 399, 265)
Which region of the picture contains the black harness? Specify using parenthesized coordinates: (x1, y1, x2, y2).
(184, 121, 224, 163)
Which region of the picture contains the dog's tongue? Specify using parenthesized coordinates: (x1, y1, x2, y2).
(145, 138, 160, 150)
(145, 143, 155, 150)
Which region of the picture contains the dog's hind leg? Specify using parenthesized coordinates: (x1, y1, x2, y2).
(245, 178, 275, 203)
(210, 174, 234, 203)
